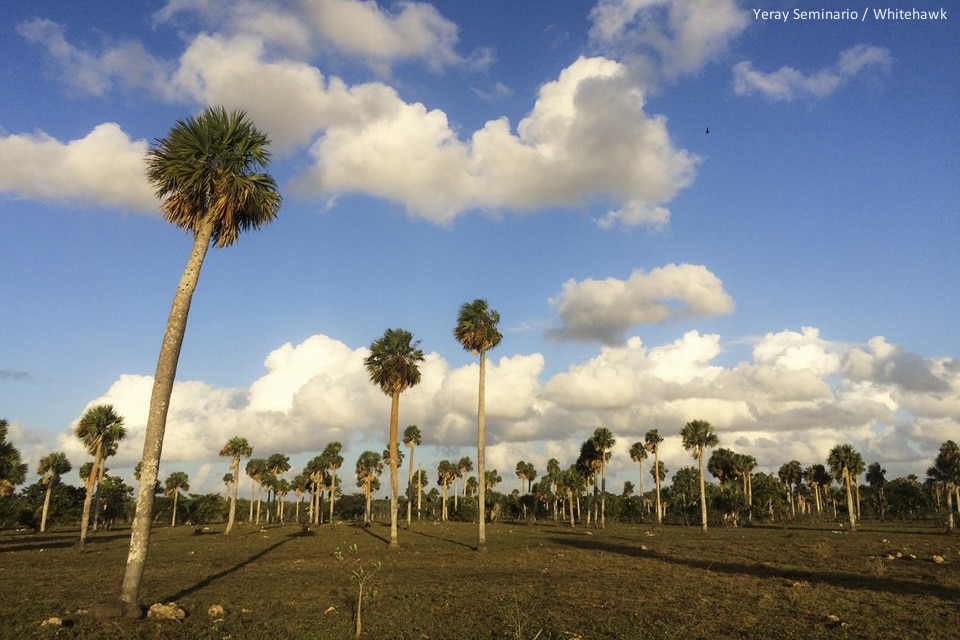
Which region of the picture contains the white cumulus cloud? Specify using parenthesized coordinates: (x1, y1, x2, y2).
(0, 123, 156, 210)
(733, 44, 892, 102)
(547, 264, 734, 344)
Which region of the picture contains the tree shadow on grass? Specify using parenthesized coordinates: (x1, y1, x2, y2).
(405, 526, 475, 550)
(0, 532, 130, 553)
(549, 536, 960, 602)
(160, 532, 299, 602)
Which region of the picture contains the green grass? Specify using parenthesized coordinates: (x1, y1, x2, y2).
(1, 520, 958, 639)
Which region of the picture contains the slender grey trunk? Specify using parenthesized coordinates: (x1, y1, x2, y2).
(477, 350, 488, 551)
(225, 459, 240, 534)
(120, 217, 214, 604)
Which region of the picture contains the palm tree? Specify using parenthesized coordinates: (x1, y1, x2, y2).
(0, 419, 28, 497)
(591, 428, 615, 528)
(629, 442, 648, 499)
(437, 460, 457, 521)
(778, 460, 804, 517)
(733, 453, 757, 521)
(219, 436, 252, 534)
(267, 453, 291, 522)
(75, 405, 126, 551)
(650, 460, 667, 517)
(37, 452, 71, 532)
(246, 458, 269, 524)
(457, 456, 474, 498)
(927, 441, 960, 532)
(364, 328, 425, 548)
(827, 443, 863, 531)
(454, 299, 502, 551)
(546, 458, 562, 521)
(680, 419, 719, 531)
(645, 429, 665, 524)
(119, 107, 281, 607)
(356, 451, 383, 526)
(403, 426, 421, 526)
(164, 471, 190, 526)
(322, 442, 344, 525)
(866, 462, 887, 522)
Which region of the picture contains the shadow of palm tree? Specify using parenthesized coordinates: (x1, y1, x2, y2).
(0, 532, 130, 553)
(161, 532, 298, 602)
(405, 526, 475, 550)
(548, 536, 960, 602)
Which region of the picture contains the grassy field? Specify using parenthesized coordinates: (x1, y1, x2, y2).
(0, 519, 957, 639)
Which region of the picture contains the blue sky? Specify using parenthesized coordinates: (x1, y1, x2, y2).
(2, 0, 957, 497)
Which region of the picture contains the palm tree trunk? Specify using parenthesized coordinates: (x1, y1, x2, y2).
(171, 491, 178, 527)
(225, 462, 240, 534)
(40, 480, 53, 533)
(844, 471, 857, 531)
(697, 451, 708, 531)
(388, 392, 400, 547)
(330, 469, 337, 524)
(477, 349, 488, 552)
(655, 451, 663, 524)
(79, 443, 103, 552)
(600, 459, 607, 529)
(406, 446, 415, 526)
(417, 463, 423, 521)
(93, 458, 107, 531)
(120, 216, 215, 605)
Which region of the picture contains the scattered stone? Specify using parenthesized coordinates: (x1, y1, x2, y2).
(147, 602, 186, 622)
(208, 604, 226, 618)
(932, 555, 945, 564)
(88, 600, 144, 622)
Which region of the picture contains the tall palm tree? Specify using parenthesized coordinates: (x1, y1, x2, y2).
(866, 462, 887, 522)
(322, 442, 344, 525)
(119, 107, 281, 607)
(37, 452, 72, 532)
(75, 405, 126, 551)
(267, 453, 291, 522)
(246, 458, 269, 524)
(0, 419, 28, 497)
(645, 429, 665, 524)
(629, 442, 648, 499)
(403, 426, 421, 526)
(680, 419, 719, 531)
(827, 443, 863, 531)
(457, 456, 474, 498)
(364, 328, 425, 547)
(453, 299, 502, 552)
(437, 460, 457, 521)
(778, 460, 804, 517)
(546, 458, 562, 521)
(734, 453, 757, 521)
(219, 436, 253, 534)
(591, 428, 615, 528)
(356, 451, 383, 526)
(927, 440, 960, 532)
(164, 471, 190, 526)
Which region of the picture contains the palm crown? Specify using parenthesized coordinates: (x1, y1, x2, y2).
(364, 328, 425, 396)
(146, 106, 282, 248)
(453, 299, 502, 354)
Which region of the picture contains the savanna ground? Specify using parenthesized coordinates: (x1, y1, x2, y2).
(1, 519, 957, 639)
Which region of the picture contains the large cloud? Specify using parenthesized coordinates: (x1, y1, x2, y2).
(0, 123, 156, 210)
(547, 264, 735, 344)
(15, 10, 697, 227)
(733, 44, 892, 102)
